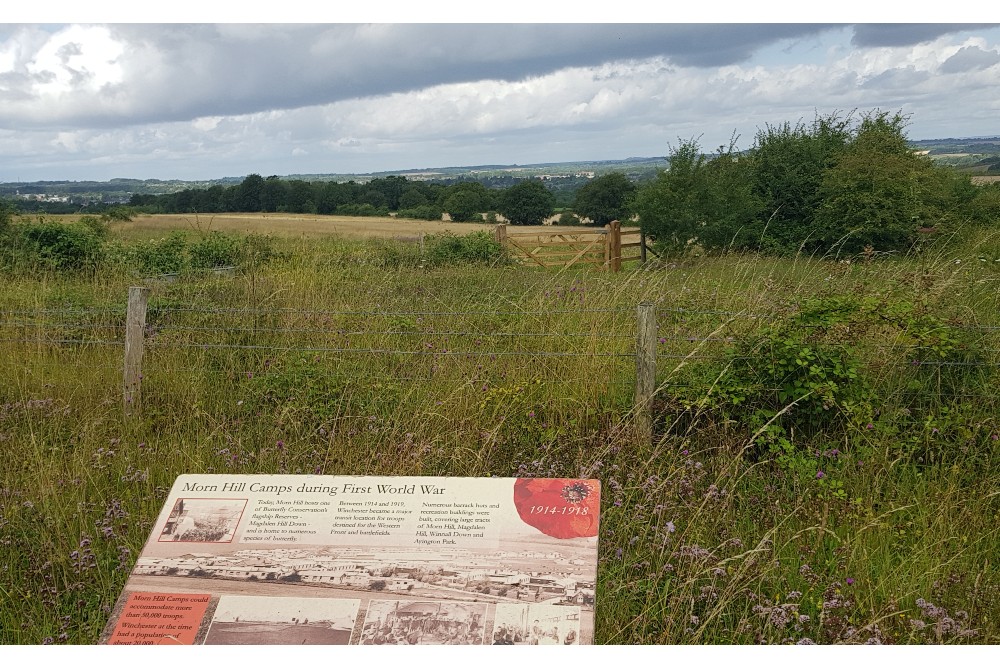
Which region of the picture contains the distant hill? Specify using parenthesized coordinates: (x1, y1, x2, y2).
(3, 139, 1000, 204)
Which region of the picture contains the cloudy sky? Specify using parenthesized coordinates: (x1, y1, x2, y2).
(1, 18, 999, 182)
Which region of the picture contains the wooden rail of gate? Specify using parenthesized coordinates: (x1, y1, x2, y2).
(495, 221, 655, 272)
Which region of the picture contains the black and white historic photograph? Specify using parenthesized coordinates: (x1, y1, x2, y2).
(359, 600, 488, 645)
(158, 498, 247, 543)
(492, 603, 582, 645)
(203, 595, 359, 645)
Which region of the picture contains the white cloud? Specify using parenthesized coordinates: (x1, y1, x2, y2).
(24, 25, 123, 96)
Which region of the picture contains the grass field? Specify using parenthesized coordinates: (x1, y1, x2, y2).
(1, 216, 999, 644)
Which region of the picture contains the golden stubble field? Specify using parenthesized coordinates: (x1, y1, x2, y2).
(118, 213, 494, 239)
(38, 212, 629, 241)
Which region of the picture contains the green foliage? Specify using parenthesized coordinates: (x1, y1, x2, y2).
(425, 231, 510, 266)
(399, 187, 429, 209)
(968, 183, 1000, 225)
(100, 206, 135, 222)
(748, 113, 852, 249)
(395, 205, 442, 221)
(0, 200, 14, 234)
(444, 190, 484, 222)
(124, 232, 189, 274)
(237, 174, 265, 212)
(558, 211, 582, 226)
(813, 112, 956, 254)
(335, 203, 390, 217)
(497, 179, 555, 225)
(77, 215, 110, 239)
(442, 182, 492, 223)
(3, 234, 1000, 644)
(247, 354, 360, 424)
(572, 172, 636, 225)
(718, 297, 870, 443)
(635, 111, 982, 257)
(15, 219, 105, 272)
(634, 140, 762, 253)
(189, 232, 241, 269)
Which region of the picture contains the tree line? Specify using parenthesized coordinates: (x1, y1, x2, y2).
(127, 174, 569, 226)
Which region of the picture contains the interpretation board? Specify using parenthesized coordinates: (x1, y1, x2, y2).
(100, 474, 600, 645)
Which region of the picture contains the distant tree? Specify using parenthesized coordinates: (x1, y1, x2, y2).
(399, 187, 429, 209)
(261, 175, 288, 212)
(361, 189, 387, 209)
(237, 174, 265, 212)
(573, 172, 636, 225)
(440, 182, 492, 222)
(368, 175, 408, 210)
(368, 579, 387, 591)
(286, 180, 316, 213)
(498, 179, 555, 225)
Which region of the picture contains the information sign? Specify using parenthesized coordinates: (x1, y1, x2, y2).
(101, 474, 600, 645)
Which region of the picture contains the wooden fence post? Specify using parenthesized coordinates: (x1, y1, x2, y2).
(610, 220, 622, 273)
(635, 301, 656, 441)
(640, 230, 648, 264)
(124, 286, 149, 415)
(494, 223, 507, 245)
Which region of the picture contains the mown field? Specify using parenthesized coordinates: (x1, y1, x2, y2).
(1, 215, 999, 644)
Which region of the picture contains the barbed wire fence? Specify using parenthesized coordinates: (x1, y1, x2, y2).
(1, 286, 999, 438)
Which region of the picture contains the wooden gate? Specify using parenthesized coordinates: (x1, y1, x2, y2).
(495, 221, 655, 272)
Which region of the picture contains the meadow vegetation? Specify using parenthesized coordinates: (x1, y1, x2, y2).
(1, 207, 999, 644)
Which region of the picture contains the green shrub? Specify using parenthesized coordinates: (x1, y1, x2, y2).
(634, 140, 762, 254)
(189, 232, 241, 269)
(718, 296, 870, 441)
(16, 220, 105, 271)
(335, 203, 390, 217)
(101, 206, 135, 222)
(126, 233, 189, 274)
(425, 231, 510, 266)
(558, 211, 582, 226)
(78, 215, 110, 240)
(395, 205, 442, 221)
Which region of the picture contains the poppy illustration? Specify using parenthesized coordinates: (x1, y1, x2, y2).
(513, 478, 600, 539)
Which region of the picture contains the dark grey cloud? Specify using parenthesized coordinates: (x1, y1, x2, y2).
(860, 66, 931, 91)
(2, 24, 840, 130)
(851, 24, 997, 47)
(940, 45, 1000, 73)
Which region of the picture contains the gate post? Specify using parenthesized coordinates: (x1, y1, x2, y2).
(610, 220, 622, 273)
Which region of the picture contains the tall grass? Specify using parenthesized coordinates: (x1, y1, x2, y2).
(1, 228, 999, 644)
